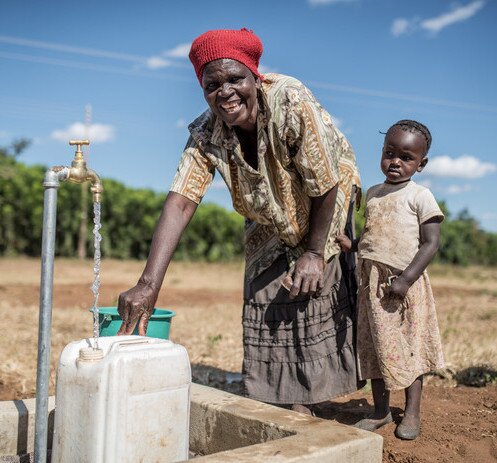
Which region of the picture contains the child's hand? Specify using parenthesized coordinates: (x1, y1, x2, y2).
(335, 234, 352, 252)
(387, 275, 410, 299)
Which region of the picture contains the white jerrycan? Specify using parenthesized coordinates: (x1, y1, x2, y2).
(52, 335, 191, 463)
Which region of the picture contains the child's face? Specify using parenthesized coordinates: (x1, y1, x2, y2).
(381, 128, 428, 184)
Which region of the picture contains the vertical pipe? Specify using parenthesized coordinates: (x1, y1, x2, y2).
(34, 169, 67, 463)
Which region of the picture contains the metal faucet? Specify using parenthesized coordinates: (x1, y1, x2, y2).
(67, 140, 103, 202)
(34, 140, 103, 463)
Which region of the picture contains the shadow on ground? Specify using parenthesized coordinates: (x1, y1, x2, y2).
(313, 399, 404, 426)
(191, 363, 244, 396)
(191, 363, 409, 427)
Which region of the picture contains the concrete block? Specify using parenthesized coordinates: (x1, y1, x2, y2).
(187, 384, 382, 463)
(0, 397, 54, 456)
(0, 385, 382, 462)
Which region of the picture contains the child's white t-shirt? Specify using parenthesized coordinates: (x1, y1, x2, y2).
(358, 180, 444, 271)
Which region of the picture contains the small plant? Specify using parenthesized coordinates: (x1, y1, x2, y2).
(207, 334, 223, 348)
(455, 365, 497, 387)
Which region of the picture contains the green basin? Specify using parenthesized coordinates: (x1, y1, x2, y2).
(95, 307, 176, 339)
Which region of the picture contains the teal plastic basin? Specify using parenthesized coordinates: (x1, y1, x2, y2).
(95, 307, 176, 339)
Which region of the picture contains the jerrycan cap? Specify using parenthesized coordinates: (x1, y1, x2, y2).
(79, 347, 104, 361)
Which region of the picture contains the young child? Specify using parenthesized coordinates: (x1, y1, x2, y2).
(337, 119, 445, 440)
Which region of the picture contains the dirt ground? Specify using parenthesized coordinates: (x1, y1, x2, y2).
(1, 258, 496, 462)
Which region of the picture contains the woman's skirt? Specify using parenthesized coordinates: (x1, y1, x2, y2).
(356, 258, 445, 391)
(242, 253, 363, 405)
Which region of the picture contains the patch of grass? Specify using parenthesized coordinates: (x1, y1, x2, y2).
(208, 334, 223, 348)
(480, 289, 497, 297)
(455, 365, 497, 387)
(360, 380, 372, 394)
(478, 311, 496, 321)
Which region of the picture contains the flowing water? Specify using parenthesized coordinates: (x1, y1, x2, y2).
(90, 201, 102, 349)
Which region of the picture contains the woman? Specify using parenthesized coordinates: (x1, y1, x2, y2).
(117, 28, 362, 414)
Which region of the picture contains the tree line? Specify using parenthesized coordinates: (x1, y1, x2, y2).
(1, 143, 496, 265)
(0, 143, 244, 261)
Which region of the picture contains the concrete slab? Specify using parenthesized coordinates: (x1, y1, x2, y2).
(0, 397, 54, 457)
(0, 384, 382, 462)
(188, 384, 382, 462)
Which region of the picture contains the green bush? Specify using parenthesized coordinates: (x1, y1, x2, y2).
(1, 145, 496, 265)
(0, 149, 244, 261)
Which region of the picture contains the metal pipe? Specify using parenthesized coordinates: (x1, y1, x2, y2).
(34, 167, 69, 463)
(34, 140, 103, 463)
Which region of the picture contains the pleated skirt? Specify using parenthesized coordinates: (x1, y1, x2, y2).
(242, 253, 363, 405)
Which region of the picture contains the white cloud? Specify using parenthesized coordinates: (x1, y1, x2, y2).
(311, 79, 497, 113)
(0, 35, 143, 63)
(175, 118, 187, 129)
(145, 56, 172, 70)
(421, 1, 486, 34)
(0, 130, 8, 139)
(445, 184, 473, 194)
(308, 0, 355, 5)
(482, 212, 497, 221)
(390, 2, 485, 37)
(0, 35, 189, 76)
(331, 116, 343, 129)
(145, 43, 191, 70)
(51, 122, 115, 143)
(164, 43, 191, 59)
(391, 18, 417, 37)
(425, 155, 496, 179)
(259, 64, 277, 74)
(329, 116, 353, 134)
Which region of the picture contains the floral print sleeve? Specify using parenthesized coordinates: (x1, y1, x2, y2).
(283, 86, 340, 197)
(169, 135, 215, 204)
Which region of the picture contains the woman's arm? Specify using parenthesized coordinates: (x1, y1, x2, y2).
(283, 184, 337, 298)
(389, 217, 442, 298)
(117, 191, 198, 335)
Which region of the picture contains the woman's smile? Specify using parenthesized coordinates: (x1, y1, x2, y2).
(220, 98, 244, 114)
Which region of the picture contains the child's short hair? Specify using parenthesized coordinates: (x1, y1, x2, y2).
(387, 120, 432, 155)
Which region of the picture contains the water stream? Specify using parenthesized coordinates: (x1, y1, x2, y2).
(90, 201, 102, 349)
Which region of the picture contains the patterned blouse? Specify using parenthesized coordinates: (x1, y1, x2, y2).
(170, 73, 360, 280)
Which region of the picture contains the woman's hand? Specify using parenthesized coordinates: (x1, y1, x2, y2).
(282, 185, 337, 299)
(115, 192, 198, 337)
(283, 251, 325, 299)
(117, 281, 159, 336)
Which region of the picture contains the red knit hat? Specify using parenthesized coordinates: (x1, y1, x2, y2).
(189, 28, 263, 86)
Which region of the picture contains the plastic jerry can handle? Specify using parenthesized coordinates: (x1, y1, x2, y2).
(109, 337, 171, 353)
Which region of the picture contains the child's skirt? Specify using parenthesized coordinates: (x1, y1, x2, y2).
(357, 258, 445, 390)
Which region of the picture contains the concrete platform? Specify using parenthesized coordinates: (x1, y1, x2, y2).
(0, 384, 382, 462)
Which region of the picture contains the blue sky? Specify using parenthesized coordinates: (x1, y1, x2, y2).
(1, 0, 496, 230)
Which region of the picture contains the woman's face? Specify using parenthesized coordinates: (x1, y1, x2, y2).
(202, 59, 260, 132)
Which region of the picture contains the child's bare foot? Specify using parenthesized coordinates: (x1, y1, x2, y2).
(395, 413, 420, 440)
(354, 411, 393, 431)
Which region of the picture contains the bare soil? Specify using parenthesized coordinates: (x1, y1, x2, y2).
(1, 258, 496, 462)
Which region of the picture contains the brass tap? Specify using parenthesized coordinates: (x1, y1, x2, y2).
(68, 140, 103, 202)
